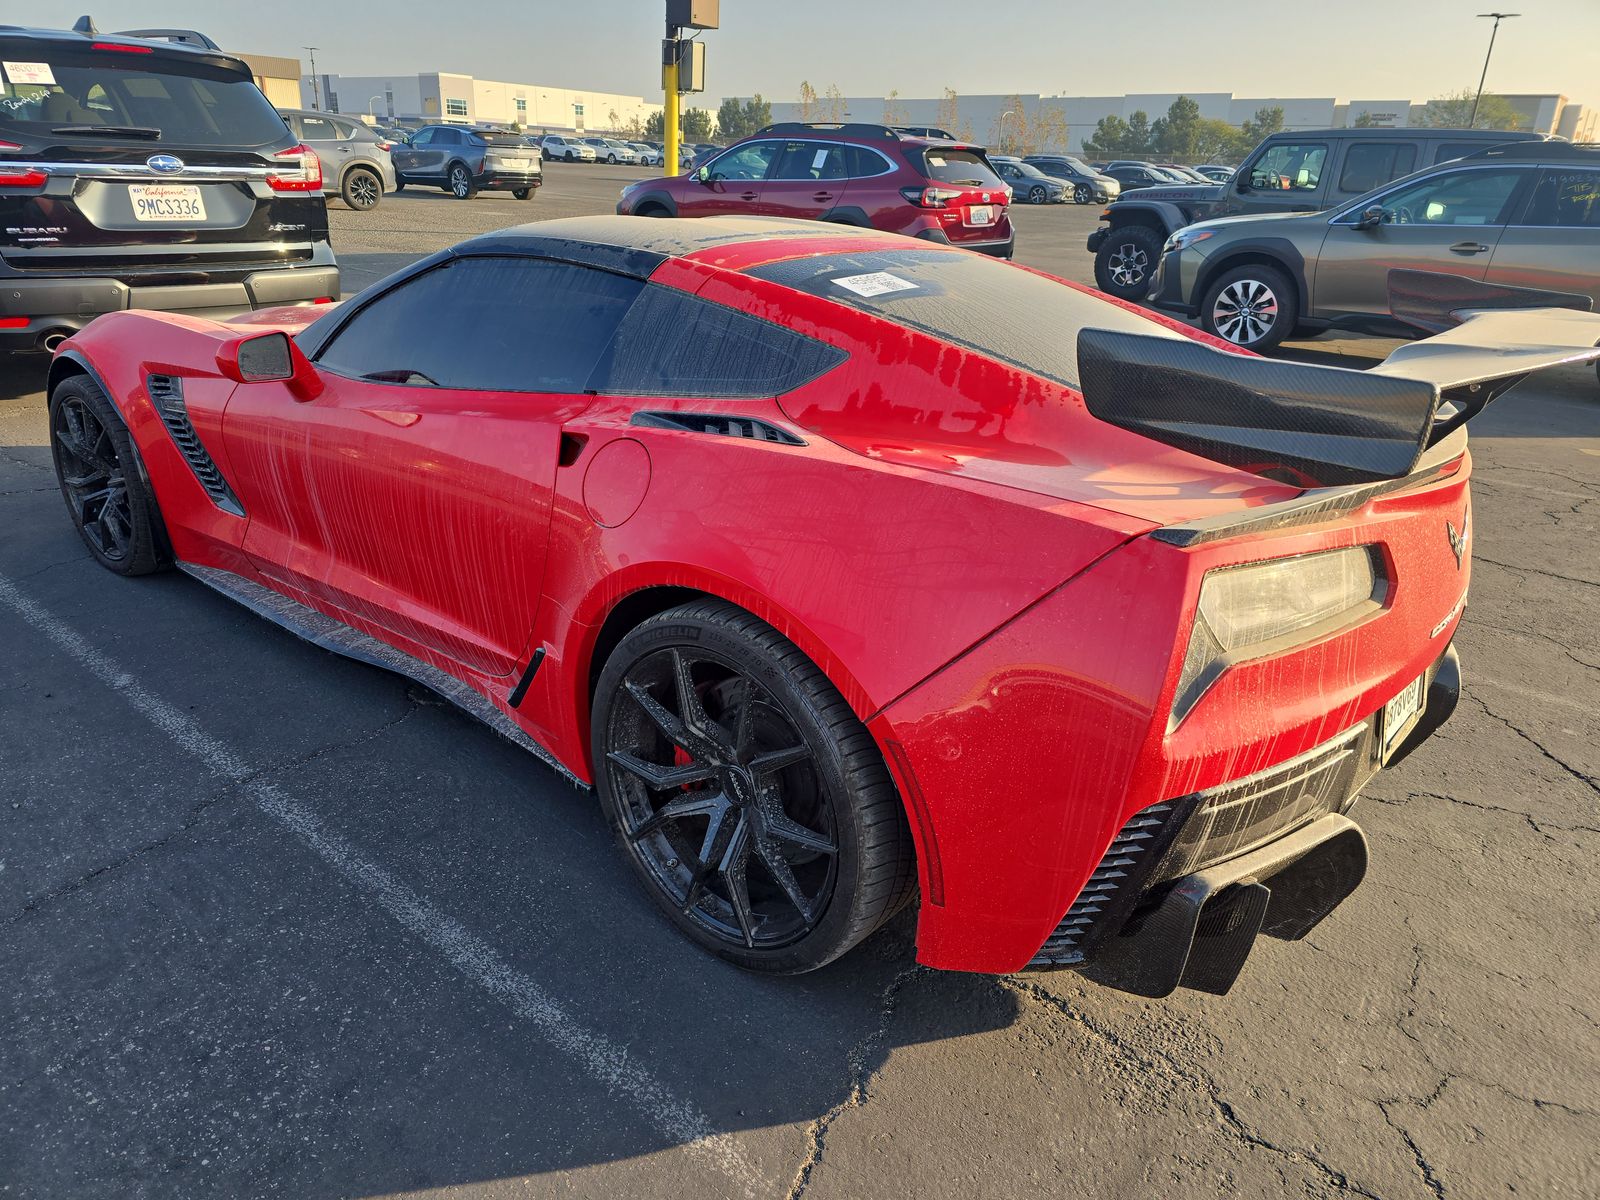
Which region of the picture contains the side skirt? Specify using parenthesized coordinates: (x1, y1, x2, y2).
(177, 561, 587, 790)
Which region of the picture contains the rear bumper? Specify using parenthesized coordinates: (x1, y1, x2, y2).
(1034, 644, 1462, 997)
(0, 264, 341, 351)
(916, 225, 1015, 259)
(476, 168, 543, 190)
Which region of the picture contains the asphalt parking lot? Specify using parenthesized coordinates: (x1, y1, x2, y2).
(2, 162, 1598, 1199)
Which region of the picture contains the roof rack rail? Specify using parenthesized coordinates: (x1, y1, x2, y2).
(114, 27, 222, 51)
(757, 121, 905, 140)
(1464, 140, 1600, 162)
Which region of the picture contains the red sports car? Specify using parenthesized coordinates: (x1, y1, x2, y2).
(46, 217, 1600, 996)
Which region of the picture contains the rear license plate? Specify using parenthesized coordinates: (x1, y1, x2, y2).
(1381, 672, 1426, 758)
(130, 184, 205, 222)
(965, 204, 994, 227)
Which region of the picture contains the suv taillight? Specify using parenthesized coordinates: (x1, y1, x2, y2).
(0, 166, 47, 189)
(266, 144, 322, 192)
(900, 185, 966, 209)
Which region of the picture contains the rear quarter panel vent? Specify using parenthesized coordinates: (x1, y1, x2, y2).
(629, 411, 806, 445)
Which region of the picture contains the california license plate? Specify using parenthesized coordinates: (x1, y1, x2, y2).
(1382, 672, 1426, 758)
(129, 184, 205, 222)
(965, 204, 994, 227)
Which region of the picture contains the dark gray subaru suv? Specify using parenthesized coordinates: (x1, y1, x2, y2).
(0, 20, 338, 353)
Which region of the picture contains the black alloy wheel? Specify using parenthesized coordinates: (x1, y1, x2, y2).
(448, 163, 477, 200)
(512, 187, 534, 200)
(594, 600, 915, 973)
(48, 375, 168, 575)
(564, 150, 575, 161)
(1093, 223, 1163, 301)
(1074, 183, 1091, 204)
(1029, 184, 1047, 205)
(342, 166, 381, 210)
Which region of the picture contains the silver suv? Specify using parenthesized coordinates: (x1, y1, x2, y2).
(278, 108, 396, 211)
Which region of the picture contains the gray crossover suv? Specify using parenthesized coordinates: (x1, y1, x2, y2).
(278, 108, 396, 211)
(1147, 140, 1600, 351)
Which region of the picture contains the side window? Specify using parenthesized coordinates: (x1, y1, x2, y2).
(410, 128, 434, 146)
(299, 115, 339, 141)
(846, 146, 889, 178)
(1247, 142, 1328, 191)
(1338, 142, 1418, 194)
(772, 141, 850, 181)
(1520, 170, 1600, 227)
(1432, 142, 1477, 165)
(1375, 168, 1526, 226)
(317, 257, 644, 393)
(592, 285, 845, 398)
(709, 140, 779, 181)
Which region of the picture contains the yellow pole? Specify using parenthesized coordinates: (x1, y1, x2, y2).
(663, 46, 680, 176)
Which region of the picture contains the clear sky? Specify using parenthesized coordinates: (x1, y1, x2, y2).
(24, 0, 1600, 109)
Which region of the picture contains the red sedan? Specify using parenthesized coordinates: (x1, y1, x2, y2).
(45, 217, 1599, 996)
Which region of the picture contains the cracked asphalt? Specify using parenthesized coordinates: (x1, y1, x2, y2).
(1, 166, 1597, 1199)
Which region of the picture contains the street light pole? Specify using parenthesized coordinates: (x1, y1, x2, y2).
(1471, 12, 1519, 129)
(368, 94, 384, 121)
(304, 46, 321, 110)
(998, 109, 1017, 153)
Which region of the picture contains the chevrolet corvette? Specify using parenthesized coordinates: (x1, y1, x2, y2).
(47, 217, 1600, 996)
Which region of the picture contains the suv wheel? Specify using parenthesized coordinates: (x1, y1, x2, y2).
(512, 187, 534, 200)
(1201, 265, 1300, 352)
(1073, 183, 1092, 205)
(341, 166, 382, 211)
(1094, 224, 1163, 302)
(448, 164, 477, 200)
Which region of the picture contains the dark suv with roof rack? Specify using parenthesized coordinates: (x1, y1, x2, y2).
(1146, 140, 1600, 355)
(0, 18, 337, 354)
(616, 122, 1014, 257)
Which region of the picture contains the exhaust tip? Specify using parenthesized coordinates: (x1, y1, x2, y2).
(42, 331, 69, 352)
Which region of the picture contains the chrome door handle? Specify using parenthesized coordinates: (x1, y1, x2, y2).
(1449, 241, 1490, 254)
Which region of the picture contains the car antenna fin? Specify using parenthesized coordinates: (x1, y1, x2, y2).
(73, 15, 99, 34)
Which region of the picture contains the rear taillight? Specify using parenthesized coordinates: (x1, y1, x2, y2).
(266, 144, 322, 192)
(0, 317, 29, 328)
(375, 141, 395, 152)
(0, 140, 23, 152)
(900, 185, 966, 209)
(0, 166, 47, 189)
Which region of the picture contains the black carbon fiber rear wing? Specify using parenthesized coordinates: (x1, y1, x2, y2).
(1078, 305, 1600, 488)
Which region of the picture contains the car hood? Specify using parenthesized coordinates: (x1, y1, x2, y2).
(1184, 209, 1327, 236)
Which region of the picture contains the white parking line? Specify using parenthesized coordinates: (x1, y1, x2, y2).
(0, 574, 766, 1197)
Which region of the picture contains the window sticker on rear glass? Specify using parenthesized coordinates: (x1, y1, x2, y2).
(2, 62, 56, 86)
(831, 272, 920, 298)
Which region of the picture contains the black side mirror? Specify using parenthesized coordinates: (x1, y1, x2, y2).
(1354, 204, 1387, 231)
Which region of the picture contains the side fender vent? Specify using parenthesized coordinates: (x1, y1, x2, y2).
(147, 374, 244, 517)
(630, 411, 806, 446)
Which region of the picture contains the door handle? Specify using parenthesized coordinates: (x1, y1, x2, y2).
(739, 190, 758, 201)
(812, 191, 834, 202)
(1449, 241, 1490, 254)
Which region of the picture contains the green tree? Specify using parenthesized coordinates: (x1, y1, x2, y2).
(1232, 105, 1286, 157)
(1417, 89, 1525, 131)
(681, 107, 714, 141)
(1125, 110, 1152, 154)
(1190, 117, 1243, 164)
(644, 110, 664, 139)
(1150, 95, 1202, 158)
(1351, 110, 1382, 128)
(1083, 114, 1133, 156)
(714, 94, 773, 142)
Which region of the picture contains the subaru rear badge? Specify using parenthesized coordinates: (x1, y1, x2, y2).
(147, 154, 185, 174)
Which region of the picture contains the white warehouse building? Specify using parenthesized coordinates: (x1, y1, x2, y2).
(304, 71, 662, 134)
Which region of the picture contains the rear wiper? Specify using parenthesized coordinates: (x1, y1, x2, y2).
(52, 125, 162, 140)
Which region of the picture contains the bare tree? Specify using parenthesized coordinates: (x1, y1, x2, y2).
(798, 81, 818, 122)
(822, 84, 846, 123)
(883, 88, 909, 128)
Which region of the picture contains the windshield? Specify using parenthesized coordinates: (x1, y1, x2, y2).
(748, 247, 1182, 389)
(921, 148, 1003, 188)
(0, 49, 288, 146)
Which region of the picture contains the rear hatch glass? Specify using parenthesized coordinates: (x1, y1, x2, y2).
(920, 147, 1004, 189)
(0, 47, 289, 149)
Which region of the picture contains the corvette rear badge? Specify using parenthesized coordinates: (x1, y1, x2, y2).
(1446, 510, 1470, 569)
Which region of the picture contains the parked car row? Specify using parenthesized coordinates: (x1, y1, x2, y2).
(1088, 125, 1549, 303)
